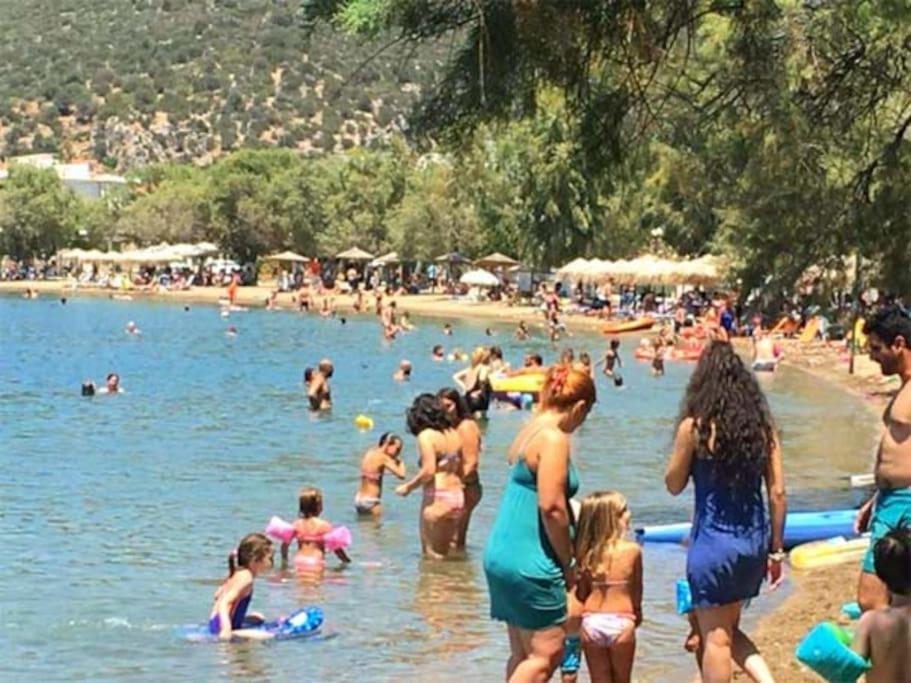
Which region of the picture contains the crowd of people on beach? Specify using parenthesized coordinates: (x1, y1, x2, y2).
(54, 280, 910, 682)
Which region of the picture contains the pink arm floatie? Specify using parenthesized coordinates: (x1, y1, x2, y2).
(323, 526, 352, 552)
(265, 516, 297, 544)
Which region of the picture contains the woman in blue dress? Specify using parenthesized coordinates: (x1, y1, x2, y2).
(484, 365, 596, 681)
(665, 340, 787, 683)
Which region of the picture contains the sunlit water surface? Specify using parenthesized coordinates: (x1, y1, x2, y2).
(0, 295, 876, 681)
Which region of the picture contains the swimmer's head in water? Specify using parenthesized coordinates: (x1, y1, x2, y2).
(489, 346, 503, 361)
(560, 348, 575, 364)
(610, 338, 621, 350)
(399, 360, 412, 376)
(340, 317, 347, 324)
(81, 381, 96, 397)
(378, 431, 403, 456)
(524, 353, 543, 367)
(436, 387, 471, 423)
(613, 374, 624, 387)
(485, 328, 493, 336)
(60, 297, 67, 304)
(228, 532, 273, 577)
(579, 352, 592, 366)
(318, 359, 334, 377)
(298, 487, 323, 518)
(106, 373, 120, 392)
(184, 306, 190, 311)
(432, 344, 444, 358)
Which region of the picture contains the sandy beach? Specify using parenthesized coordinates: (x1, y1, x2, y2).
(2, 280, 888, 681)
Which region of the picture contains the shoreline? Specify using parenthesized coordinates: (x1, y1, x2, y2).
(3, 280, 886, 681)
(0, 279, 610, 330)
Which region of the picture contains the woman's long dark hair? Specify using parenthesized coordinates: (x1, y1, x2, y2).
(436, 387, 473, 425)
(406, 393, 455, 436)
(677, 340, 775, 489)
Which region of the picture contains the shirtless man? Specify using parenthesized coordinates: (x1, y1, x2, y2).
(856, 305, 911, 611)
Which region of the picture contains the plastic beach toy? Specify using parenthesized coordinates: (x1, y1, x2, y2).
(265, 516, 296, 544)
(795, 622, 870, 683)
(355, 415, 374, 430)
(840, 602, 862, 620)
(676, 578, 693, 615)
(176, 606, 324, 643)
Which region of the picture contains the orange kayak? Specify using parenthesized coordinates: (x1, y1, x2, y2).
(602, 317, 656, 334)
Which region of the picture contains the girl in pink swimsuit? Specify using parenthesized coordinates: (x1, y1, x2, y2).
(355, 432, 406, 517)
(281, 487, 352, 576)
(569, 491, 643, 683)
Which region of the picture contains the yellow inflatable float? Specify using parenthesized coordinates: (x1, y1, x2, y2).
(354, 415, 374, 430)
(490, 372, 547, 394)
(789, 535, 870, 570)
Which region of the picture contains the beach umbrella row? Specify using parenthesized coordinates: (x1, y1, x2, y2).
(57, 242, 220, 265)
(556, 254, 726, 286)
(459, 268, 500, 288)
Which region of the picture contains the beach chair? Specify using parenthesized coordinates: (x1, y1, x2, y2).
(798, 317, 821, 343)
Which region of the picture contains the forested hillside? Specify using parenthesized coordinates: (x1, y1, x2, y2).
(0, 0, 448, 168)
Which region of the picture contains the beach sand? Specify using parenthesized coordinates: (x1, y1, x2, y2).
(3, 280, 889, 681)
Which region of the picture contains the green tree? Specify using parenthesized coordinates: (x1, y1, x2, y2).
(0, 166, 80, 260)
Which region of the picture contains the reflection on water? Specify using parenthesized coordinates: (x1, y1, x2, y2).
(0, 295, 876, 682)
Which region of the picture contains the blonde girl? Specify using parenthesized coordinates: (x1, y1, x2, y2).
(571, 491, 643, 683)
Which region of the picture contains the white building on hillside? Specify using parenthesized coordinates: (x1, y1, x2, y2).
(0, 154, 127, 199)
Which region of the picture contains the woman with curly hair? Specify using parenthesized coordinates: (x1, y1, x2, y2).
(396, 394, 464, 559)
(664, 340, 786, 683)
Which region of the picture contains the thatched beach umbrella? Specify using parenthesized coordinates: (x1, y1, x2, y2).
(262, 250, 310, 264)
(335, 246, 375, 261)
(475, 252, 519, 269)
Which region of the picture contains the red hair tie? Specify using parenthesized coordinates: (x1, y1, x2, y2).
(551, 366, 570, 393)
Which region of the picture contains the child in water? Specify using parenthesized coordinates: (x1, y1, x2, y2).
(209, 533, 274, 640)
(651, 339, 665, 377)
(355, 432, 406, 516)
(851, 525, 911, 683)
(282, 487, 352, 573)
(566, 491, 643, 683)
(599, 339, 622, 377)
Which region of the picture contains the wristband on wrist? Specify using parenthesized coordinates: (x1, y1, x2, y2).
(769, 549, 786, 562)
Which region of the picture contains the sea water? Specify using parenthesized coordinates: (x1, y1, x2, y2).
(0, 295, 876, 681)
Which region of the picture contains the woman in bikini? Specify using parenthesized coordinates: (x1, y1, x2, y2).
(355, 432, 406, 517)
(396, 394, 465, 559)
(438, 388, 483, 552)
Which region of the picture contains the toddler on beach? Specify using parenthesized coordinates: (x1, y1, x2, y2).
(851, 525, 911, 683)
(209, 533, 274, 640)
(564, 491, 643, 683)
(281, 487, 352, 574)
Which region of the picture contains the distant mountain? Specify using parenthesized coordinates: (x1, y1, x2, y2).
(0, 0, 448, 169)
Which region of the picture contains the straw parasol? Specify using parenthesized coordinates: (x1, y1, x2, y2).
(475, 252, 519, 269)
(336, 247, 375, 261)
(435, 251, 471, 264)
(369, 251, 400, 267)
(556, 257, 590, 279)
(262, 250, 310, 264)
(460, 268, 500, 287)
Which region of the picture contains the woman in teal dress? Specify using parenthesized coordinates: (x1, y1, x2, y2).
(484, 365, 596, 681)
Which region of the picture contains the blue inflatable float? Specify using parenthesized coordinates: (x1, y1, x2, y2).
(635, 509, 857, 549)
(177, 606, 324, 643)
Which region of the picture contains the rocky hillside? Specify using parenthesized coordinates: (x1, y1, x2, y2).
(0, 0, 448, 169)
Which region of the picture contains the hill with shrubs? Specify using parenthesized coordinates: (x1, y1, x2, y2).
(0, 0, 448, 169)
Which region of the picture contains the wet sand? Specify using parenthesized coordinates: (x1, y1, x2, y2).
(4, 280, 888, 681)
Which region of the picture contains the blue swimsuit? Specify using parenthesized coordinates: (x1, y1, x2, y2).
(208, 591, 253, 635)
